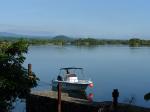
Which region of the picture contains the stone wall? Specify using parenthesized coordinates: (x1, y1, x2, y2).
(26, 94, 105, 112)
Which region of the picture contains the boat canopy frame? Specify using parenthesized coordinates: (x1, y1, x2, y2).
(60, 67, 83, 70)
(58, 67, 84, 78)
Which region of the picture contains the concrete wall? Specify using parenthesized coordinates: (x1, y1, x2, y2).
(26, 94, 102, 112)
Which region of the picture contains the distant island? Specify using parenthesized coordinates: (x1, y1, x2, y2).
(0, 34, 150, 47)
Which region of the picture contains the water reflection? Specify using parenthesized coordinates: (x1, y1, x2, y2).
(52, 87, 94, 101)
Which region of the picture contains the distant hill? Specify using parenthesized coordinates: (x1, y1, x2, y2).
(0, 32, 53, 39)
(52, 35, 73, 41)
(0, 32, 23, 37)
(0, 32, 75, 42)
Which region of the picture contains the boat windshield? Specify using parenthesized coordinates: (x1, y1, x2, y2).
(58, 67, 84, 79)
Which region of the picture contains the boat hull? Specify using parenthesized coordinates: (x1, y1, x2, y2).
(52, 80, 89, 91)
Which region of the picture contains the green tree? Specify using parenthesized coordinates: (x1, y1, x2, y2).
(0, 40, 38, 111)
(144, 93, 150, 101)
(129, 38, 142, 47)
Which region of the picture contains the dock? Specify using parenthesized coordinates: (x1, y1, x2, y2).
(26, 90, 150, 112)
(26, 90, 111, 112)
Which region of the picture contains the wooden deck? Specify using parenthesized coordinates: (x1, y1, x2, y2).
(30, 90, 111, 106)
(27, 90, 150, 112)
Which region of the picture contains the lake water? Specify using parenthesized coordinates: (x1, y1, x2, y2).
(13, 45, 150, 111)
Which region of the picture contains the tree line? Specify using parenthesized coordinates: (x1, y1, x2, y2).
(1, 36, 150, 47)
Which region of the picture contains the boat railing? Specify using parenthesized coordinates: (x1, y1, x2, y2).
(78, 80, 90, 83)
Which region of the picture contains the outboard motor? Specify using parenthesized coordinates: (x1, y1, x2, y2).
(57, 75, 63, 81)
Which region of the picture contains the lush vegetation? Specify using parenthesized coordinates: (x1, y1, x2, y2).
(129, 38, 150, 47)
(26, 35, 72, 45)
(71, 38, 128, 45)
(0, 40, 38, 111)
(1, 35, 150, 46)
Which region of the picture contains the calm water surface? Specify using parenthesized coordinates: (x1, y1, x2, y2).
(13, 45, 150, 111)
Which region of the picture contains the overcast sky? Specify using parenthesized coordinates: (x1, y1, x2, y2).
(0, 0, 150, 38)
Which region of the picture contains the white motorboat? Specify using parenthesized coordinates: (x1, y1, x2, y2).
(52, 67, 93, 91)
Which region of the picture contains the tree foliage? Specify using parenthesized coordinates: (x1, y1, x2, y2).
(144, 92, 150, 101)
(129, 38, 142, 47)
(0, 39, 38, 111)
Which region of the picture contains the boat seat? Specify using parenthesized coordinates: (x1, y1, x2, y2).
(67, 74, 76, 77)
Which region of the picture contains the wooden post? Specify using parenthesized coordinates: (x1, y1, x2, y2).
(58, 82, 61, 112)
(26, 64, 32, 111)
(28, 64, 32, 76)
(112, 89, 119, 111)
